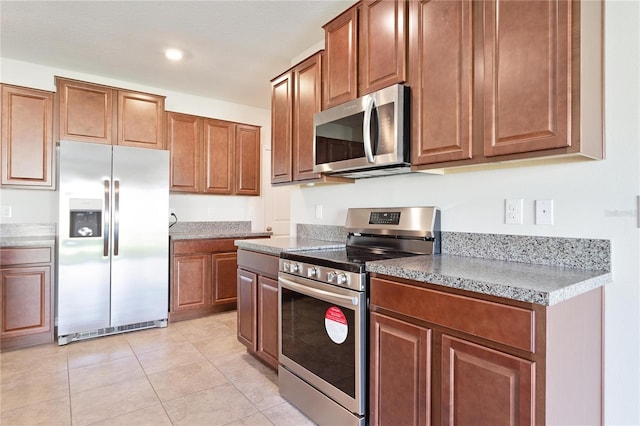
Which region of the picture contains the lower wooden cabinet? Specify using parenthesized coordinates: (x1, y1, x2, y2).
(236, 249, 279, 370)
(369, 275, 603, 426)
(0, 245, 54, 351)
(169, 238, 241, 322)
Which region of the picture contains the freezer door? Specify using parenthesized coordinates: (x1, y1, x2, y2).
(58, 141, 113, 335)
(111, 145, 169, 326)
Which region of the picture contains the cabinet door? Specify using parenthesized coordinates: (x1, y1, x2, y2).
(57, 78, 114, 145)
(211, 252, 238, 305)
(1, 84, 54, 188)
(271, 71, 293, 184)
(482, 0, 571, 156)
(323, 5, 358, 109)
(441, 335, 535, 426)
(359, 0, 407, 95)
(409, 0, 473, 165)
(257, 275, 279, 369)
(293, 53, 323, 182)
(235, 124, 260, 196)
(0, 266, 51, 339)
(167, 112, 202, 193)
(171, 254, 210, 313)
(203, 119, 234, 194)
(237, 269, 257, 350)
(370, 312, 431, 426)
(118, 90, 165, 149)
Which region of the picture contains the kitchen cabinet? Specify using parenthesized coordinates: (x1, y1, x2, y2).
(236, 249, 279, 370)
(408, 0, 473, 165)
(1, 84, 55, 189)
(271, 52, 323, 184)
(56, 77, 165, 149)
(369, 275, 603, 425)
(170, 238, 244, 322)
(0, 245, 54, 351)
(167, 111, 260, 195)
(411, 0, 603, 169)
(323, 1, 407, 109)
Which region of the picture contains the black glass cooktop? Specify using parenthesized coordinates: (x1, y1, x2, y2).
(281, 247, 416, 274)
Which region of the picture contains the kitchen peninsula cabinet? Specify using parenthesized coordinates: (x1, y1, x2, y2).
(170, 238, 240, 321)
(369, 275, 603, 426)
(0, 244, 54, 351)
(56, 77, 165, 149)
(236, 249, 279, 370)
(323, 0, 407, 109)
(167, 111, 260, 196)
(271, 52, 323, 184)
(1, 84, 54, 189)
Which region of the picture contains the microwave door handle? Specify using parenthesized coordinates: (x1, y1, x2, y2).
(363, 95, 376, 163)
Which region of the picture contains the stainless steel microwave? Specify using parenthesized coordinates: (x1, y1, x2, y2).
(313, 84, 410, 178)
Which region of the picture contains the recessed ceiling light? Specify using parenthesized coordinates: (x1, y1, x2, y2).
(165, 48, 184, 61)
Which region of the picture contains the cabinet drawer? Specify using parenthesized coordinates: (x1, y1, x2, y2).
(173, 239, 237, 255)
(370, 277, 535, 353)
(0, 247, 52, 266)
(237, 250, 278, 278)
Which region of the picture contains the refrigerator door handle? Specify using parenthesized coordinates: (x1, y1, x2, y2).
(103, 179, 110, 257)
(114, 179, 120, 256)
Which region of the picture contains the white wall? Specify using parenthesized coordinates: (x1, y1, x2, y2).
(289, 2, 640, 424)
(0, 58, 271, 231)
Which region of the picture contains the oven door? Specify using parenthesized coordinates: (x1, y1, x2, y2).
(278, 273, 366, 416)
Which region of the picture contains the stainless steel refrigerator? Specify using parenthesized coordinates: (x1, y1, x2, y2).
(57, 140, 169, 345)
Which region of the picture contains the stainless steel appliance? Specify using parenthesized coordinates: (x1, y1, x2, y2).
(278, 207, 441, 426)
(313, 84, 410, 178)
(57, 140, 169, 345)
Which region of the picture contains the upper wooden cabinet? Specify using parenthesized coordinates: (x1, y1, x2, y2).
(271, 51, 323, 185)
(57, 77, 165, 149)
(167, 111, 260, 196)
(411, 0, 604, 169)
(323, 1, 407, 109)
(1, 84, 54, 189)
(409, 0, 473, 165)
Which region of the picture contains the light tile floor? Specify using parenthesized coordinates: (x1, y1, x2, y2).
(0, 311, 316, 426)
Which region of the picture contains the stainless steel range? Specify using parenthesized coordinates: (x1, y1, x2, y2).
(278, 207, 441, 426)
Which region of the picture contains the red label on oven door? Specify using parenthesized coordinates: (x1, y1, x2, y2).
(325, 306, 348, 344)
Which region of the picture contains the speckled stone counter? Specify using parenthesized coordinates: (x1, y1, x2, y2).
(367, 254, 611, 306)
(169, 221, 271, 240)
(0, 223, 56, 247)
(235, 236, 344, 256)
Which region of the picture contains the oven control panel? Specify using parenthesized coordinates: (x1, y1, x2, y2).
(279, 260, 366, 292)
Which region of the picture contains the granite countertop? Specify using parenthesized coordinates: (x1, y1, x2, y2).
(171, 231, 272, 240)
(367, 254, 611, 306)
(169, 221, 271, 240)
(0, 224, 56, 248)
(234, 236, 345, 255)
(0, 235, 56, 248)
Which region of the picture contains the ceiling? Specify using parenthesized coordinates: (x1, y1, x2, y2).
(0, 0, 357, 109)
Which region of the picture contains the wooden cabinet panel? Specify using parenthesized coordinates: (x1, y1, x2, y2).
(212, 252, 238, 305)
(237, 268, 257, 349)
(323, 5, 358, 109)
(167, 112, 201, 192)
(256, 275, 279, 369)
(1, 84, 54, 188)
(441, 335, 535, 426)
(57, 78, 114, 145)
(370, 312, 431, 426)
(0, 266, 51, 339)
(293, 53, 323, 182)
(118, 91, 165, 149)
(409, 0, 473, 165)
(482, 0, 570, 156)
(235, 124, 260, 195)
(270, 72, 293, 184)
(204, 119, 234, 194)
(359, 0, 407, 95)
(172, 254, 210, 313)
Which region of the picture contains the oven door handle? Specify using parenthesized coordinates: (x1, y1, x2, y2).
(279, 276, 360, 307)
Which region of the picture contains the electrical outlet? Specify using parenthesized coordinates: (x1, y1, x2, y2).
(535, 200, 554, 225)
(1, 205, 12, 218)
(505, 199, 523, 224)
